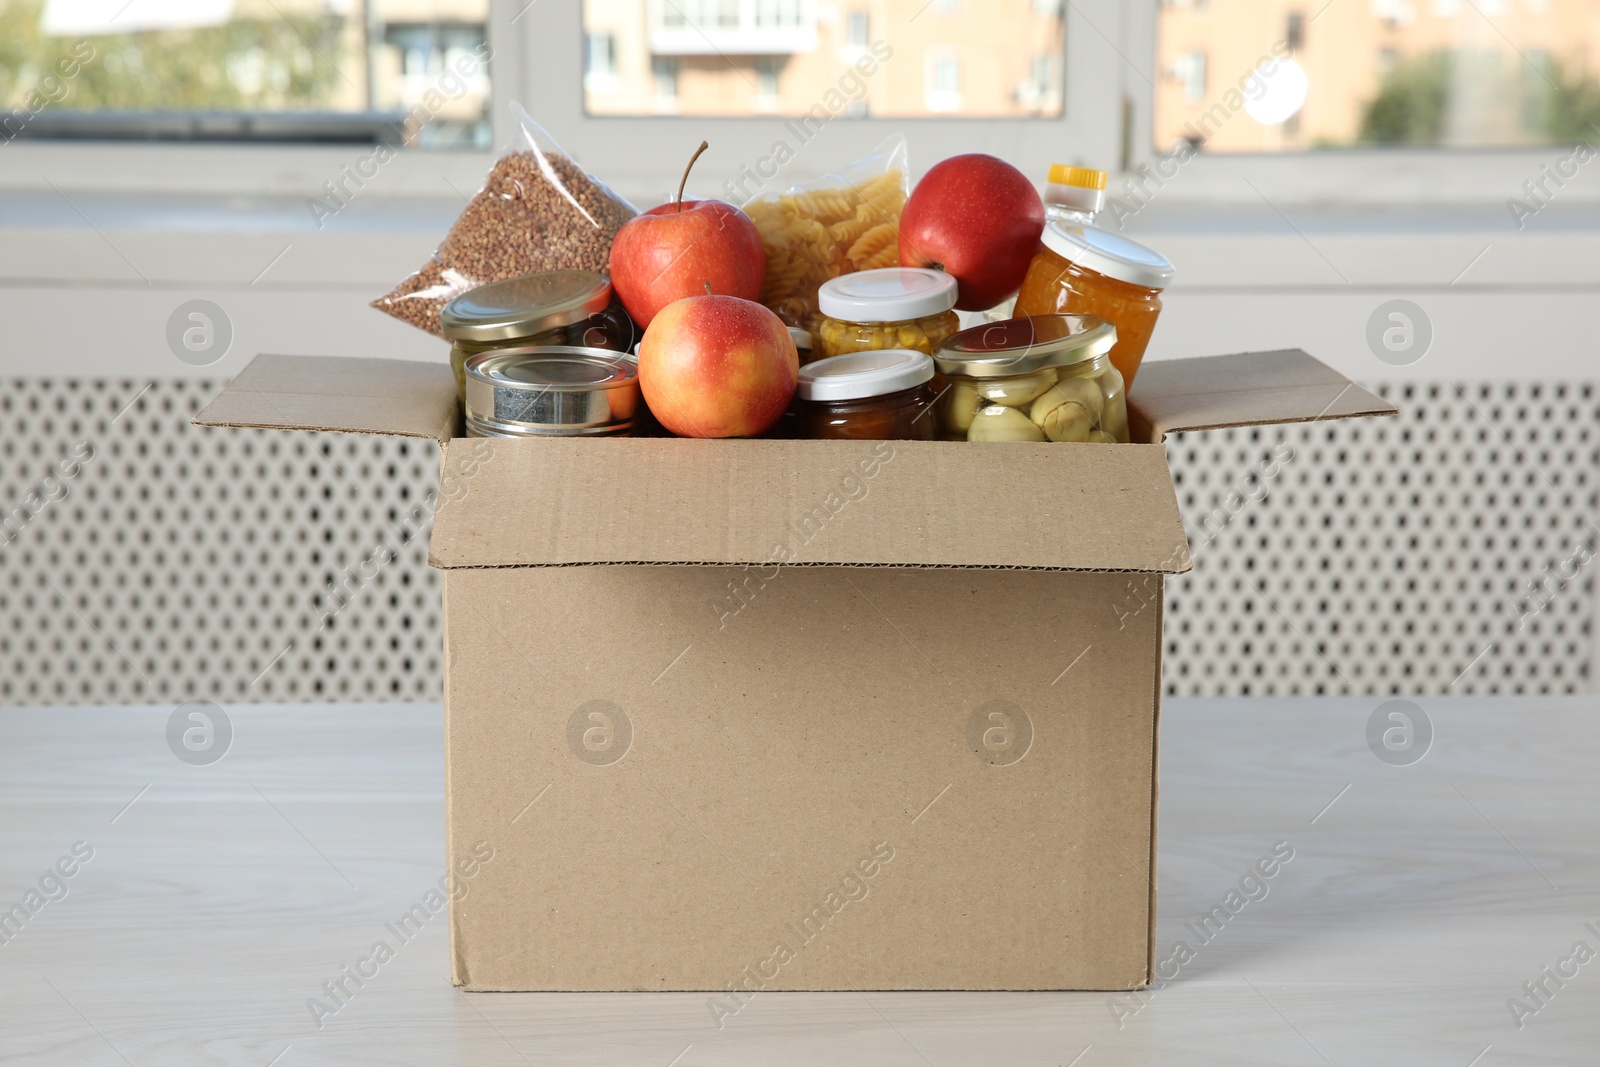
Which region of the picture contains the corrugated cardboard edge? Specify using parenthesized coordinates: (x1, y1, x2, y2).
(430, 560, 1187, 574)
(1145, 576, 1165, 987)
(442, 576, 469, 989)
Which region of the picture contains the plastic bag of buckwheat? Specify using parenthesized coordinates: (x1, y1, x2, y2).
(372, 103, 637, 338)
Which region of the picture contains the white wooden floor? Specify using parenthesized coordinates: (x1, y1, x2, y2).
(1, 697, 1595, 1066)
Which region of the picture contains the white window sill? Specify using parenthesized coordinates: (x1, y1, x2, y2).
(1, 190, 1595, 290)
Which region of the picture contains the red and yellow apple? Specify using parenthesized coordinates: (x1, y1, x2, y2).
(898, 153, 1046, 311)
(608, 141, 766, 328)
(638, 295, 798, 438)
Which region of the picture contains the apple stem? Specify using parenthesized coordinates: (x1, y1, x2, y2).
(676, 140, 709, 214)
(703, 282, 713, 296)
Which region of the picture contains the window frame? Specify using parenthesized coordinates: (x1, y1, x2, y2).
(0, 0, 1591, 207)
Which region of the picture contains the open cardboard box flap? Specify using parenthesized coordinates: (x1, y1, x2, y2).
(194, 349, 1393, 573)
(192, 353, 458, 444)
(1129, 349, 1393, 442)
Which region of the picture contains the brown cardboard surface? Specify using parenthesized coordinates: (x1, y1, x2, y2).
(191, 353, 458, 444)
(1127, 349, 1397, 443)
(429, 437, 1192, 573)
(189, 347, 1398, 993)
(443, 564, 1161, 991)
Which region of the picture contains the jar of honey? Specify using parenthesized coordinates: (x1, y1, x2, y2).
(815, 268, 961, 360)
(794, 349, 937, 441)
(441, 271, 639, 401)
(1013, 222, 1174, 391)
(932, 314, 1127, 443)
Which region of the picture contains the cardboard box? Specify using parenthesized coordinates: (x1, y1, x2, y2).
(196, 349, 1392, 992)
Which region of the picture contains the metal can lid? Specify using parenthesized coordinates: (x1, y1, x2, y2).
(441, 271, 614, 343)
(797, 348, 933, 402)
(817, 267, 957, 323)
(933, 314, 1117, 377)
(1040, 221, 1175, 289)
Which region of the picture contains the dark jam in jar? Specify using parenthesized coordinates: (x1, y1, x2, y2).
(794, 349, 937, 441)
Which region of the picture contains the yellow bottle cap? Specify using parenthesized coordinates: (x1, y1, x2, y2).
(1047, 165, 1107, 190)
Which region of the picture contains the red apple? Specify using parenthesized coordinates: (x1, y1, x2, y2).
(609, 141, 765, 328)
(638, 295, 797, 438)
(898, 154, 1046, 311)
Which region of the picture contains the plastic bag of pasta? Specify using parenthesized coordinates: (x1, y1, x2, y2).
(372, 102, 637, 337)
(741, 136, 909, 332)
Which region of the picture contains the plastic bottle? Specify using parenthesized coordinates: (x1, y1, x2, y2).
(1043, 165, 1107, 227)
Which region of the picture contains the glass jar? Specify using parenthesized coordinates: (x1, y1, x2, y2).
(441, 271, 639, 401)
(789, 327, 816, 366)
(794, 349, 937, 441)
(815, 268, 961, 360)
(932, 314, 1128, 444)
(1013, 222, 1174, 392)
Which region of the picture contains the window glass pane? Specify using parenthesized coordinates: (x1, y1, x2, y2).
(0, 0, 490, 145)
(582, 0, 1063, 118)
(1156, 0, 1600, 152)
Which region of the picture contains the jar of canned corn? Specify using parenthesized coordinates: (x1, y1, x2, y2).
(931, 314, 1129, 443)
(814, 267, 961, 361)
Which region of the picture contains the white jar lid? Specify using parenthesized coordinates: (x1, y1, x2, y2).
(817, 268, 957, 323)
(1041, 221, 1175, 289)
(797, 348, 934, 402)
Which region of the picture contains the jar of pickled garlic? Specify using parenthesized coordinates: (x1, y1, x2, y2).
(814, 268, 961, 360)
(931, 314, 1128, 443)
(441, 271, 639, 401)
(1012, 223, 1173, 392)
(794, 349, 938, 441)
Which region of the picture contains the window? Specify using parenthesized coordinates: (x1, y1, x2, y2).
(0, 0, 491, 147)
(586, 34, 618, 78)
(586, 0, 1057, 118)
(846, 11, 870, 50)
(756, 56, 781, 103)
(926, 52, 960, 113)
(1173, 49, 1207, 102)
(652, 56, 678, 102)
(1155, 0, 1600, 152)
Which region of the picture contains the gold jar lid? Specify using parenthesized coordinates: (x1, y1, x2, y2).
(933, 315, 1117, 378)
(441, 271, 614, 343)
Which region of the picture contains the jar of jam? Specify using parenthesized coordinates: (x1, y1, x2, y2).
(789, 327, 815, 365)
(932, 314, 1128, 443)
(1012, 222, 1174, 392)
(814, 268, 961, 360)
(441, 271, 638, 401)
(794, 348, 938, 441)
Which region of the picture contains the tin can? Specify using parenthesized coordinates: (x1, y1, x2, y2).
(463, 347, 640, 438)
